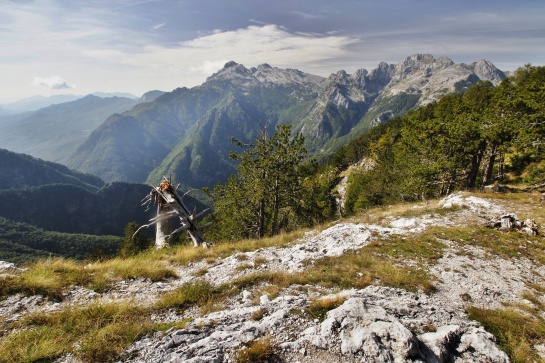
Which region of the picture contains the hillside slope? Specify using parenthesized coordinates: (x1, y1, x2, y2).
(1, 191, 543, 362)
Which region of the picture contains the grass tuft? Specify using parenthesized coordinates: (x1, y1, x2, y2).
(0, 256, 177, 301)
(235, 337, 276, 363)
(308, 295, 347, 321)
(154, 279, 228, 312)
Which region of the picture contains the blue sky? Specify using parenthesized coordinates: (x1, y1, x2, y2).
(1, 0, 544, 102)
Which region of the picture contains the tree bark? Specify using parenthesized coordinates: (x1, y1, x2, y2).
(466, 142, 486, 190)
(482, 144, 498, 187)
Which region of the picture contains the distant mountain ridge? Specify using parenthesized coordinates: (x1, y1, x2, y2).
(60, 54, 504, 189)
(0, 92, 138, 113)
(0, 95, 139, 162)
(0, 148, 103, 191)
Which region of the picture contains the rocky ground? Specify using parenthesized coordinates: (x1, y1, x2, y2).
(1, 192, 544, 362)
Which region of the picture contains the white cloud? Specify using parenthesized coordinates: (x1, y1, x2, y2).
(151, 22, 165, 30)
(122, 24, 359, 80)
(190, 60, 230, 75)
(32, 76, 75, 89)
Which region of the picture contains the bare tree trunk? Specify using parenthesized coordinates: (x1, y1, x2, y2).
(258, 198, 265, 238)
(155, 204, 171, 249)
(134, 177, 210, 249)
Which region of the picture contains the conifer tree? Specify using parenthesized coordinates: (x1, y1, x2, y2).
(210, 125, 309, 240)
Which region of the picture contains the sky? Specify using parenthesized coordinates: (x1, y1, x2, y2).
(1, 0, 544, 103)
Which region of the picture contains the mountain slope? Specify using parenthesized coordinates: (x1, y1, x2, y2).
(0, 95, 138, 162)
(0, 148, 104, 192)
(66, 54, 505, 187)
(0, 180, 208, 236)
(68, 62, 323, 184)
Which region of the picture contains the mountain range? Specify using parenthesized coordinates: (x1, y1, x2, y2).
(0, 54, 506, 191)
(0, 95, 141, 163)
(65, 54, 505, 189)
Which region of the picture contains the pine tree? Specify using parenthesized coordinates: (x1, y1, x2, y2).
(118, 222, 152, 257)
(210, 125, 310, 240)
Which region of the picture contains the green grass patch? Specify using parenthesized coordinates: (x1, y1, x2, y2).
(294, 250, 436, 294)
(431, 225, 545, 263)
(468, 307, 545, 363)
(0, 301, 157, 363)
(0, 256, 177, 301)
(154, 279, 233, 313)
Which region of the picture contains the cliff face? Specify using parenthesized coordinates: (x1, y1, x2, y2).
(2, 192, 543, 362)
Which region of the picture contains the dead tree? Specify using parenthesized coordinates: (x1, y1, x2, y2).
(134, 177, 210, 248)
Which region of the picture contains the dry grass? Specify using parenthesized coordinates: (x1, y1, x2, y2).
(158, 229, 310, 266)
(347, 198, 463, 225)
(467, 306, 545, 363)
(235, 337, 276, 363)
(434, 224, 545, 263)
(308, 295, 347, 321)
(154, 279, 234, 315)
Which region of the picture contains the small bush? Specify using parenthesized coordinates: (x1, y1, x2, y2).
(118, 222, 153, 258)
(251, 308, 266, 321)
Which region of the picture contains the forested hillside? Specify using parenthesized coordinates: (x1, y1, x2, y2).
(333, 64, 545, 214)
(0, 217, 121, 264)
(0, 150, 208, 262)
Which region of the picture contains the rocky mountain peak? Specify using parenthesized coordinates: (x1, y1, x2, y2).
(205, 61, 258, 87)
(251, 63, 325, 90)
(328, 70, 350, 84)
(473, 59, 506, 85)
(354, 68, 369, 77)
(394, 54, 436, 79)
(223, 60, 238, 69)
